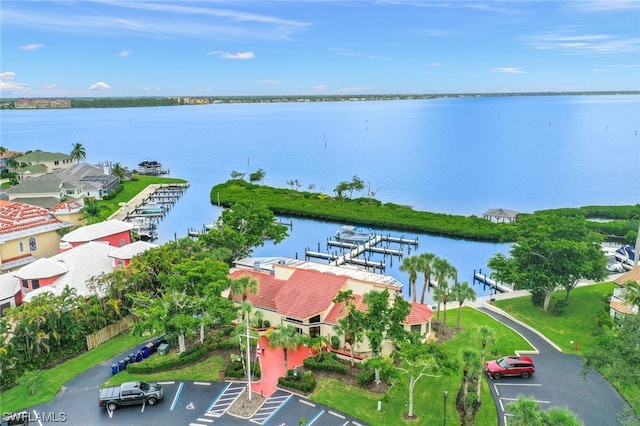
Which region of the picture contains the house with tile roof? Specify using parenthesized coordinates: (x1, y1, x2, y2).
(610, 265, 640, 319)
(5, 177, 83, 208)
(60, 219, 134, 250)
(0, 200, 73, 272)
(49, 200, 85, 226)
(229, 257, 434, 358)
(4, 240, 157, 311)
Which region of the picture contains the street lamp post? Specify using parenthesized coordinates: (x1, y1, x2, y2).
(443, 390, 448, 426)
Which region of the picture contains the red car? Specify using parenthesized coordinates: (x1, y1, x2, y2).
(485, 356, 535, 379)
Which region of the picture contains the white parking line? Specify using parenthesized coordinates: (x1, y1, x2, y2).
(194, 381, 211, 386)
(171, 382, 185, 411)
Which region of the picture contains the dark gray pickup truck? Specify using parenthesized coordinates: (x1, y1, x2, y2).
(98, 381, 163, 411)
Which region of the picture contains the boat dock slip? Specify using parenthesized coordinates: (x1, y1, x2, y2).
(305, 229, 417, 272)
(473, 269, 514, 293)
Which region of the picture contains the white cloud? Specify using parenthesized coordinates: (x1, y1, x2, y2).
(428, 62, 441, 67)
(0, 71, 25, 93)
(89, 81, 112, 90)
(312, 84, 328, 92)
(19, 43, 44, 51)
(119, 50, 132, 57)
(491, 67, 525, 74)
(522, 29, 640, 55)
(207, 51, 254, 60)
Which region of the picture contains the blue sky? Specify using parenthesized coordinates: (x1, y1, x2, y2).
(1, 1, 639, 97)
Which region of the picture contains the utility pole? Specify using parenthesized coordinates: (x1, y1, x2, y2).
(240, 319, 256, 400)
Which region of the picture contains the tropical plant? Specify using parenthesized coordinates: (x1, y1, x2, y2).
(70, 142, 86, 163)
(417, 252, 436, 304)
(450, 281, 477, 328)
(267, 324, 302, 370)
(505, 395, 545, 426)
(111, 162, 126, 181)
(623, 280, 640, 309)
(400, 255, 420, 303)
(475, 325, 496, 402)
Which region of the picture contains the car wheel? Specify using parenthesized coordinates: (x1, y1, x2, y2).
(147, 397, 157, 406)
(521, 372, 530, 379)
(107, 402, 117, 411)
(493, 372, 502, 379)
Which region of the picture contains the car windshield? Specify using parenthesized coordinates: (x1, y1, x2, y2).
(139, 382, 149, 391)
(497, 357, 510, 368)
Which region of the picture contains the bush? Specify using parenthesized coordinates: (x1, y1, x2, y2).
(278, 370, 316, 393)
(303, 352, 347, 374)
(263, 320, 270, 328)
(530, 288, 546, 308)
(127, 347, 207, 374)
(330, 335, 340, 349)
(549, 299, 569, 316)
(356, 368, 375, 387)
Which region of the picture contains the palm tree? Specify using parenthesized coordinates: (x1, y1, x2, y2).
(111, 162, 126, 181)
(450, 281, 477, 328)
(623, 280, 640, 309)
(400, 255, 420, 303)
(227, 275, 259, 303)
(505, 395, 545, 426)
(70, 142, 86, 164)
(431, 257, 456, 324)
(81, 197, 106, 224)
(475, 325, 496, 402)
(417, 252, 436, 304)
(267, 324, 302, 371)
(460, 349, 481, 420)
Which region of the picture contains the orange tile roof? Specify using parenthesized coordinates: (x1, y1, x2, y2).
(0, 201, 68, 236)
(610, 301, 635, 315)
(49, 200, 83, 214)
(405, 302, 435, 324)
(229, 269, 280, 311)
(614, 266, 640, 286)
(324, 293, 367, 325)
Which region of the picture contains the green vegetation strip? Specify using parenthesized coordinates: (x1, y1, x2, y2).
(211, 180, 638, 242)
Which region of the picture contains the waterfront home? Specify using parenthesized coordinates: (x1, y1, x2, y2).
(0, 201, 72, 272)
(610, 266, 640, 319)
(229, 257, 434, 358)
(14, 150, 74, 175)
(60, 219, 134, 250)
(5, 176, 84, 208)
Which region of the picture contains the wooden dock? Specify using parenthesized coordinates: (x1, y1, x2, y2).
(305, 231, 418, 272)
(473, 269, 514, 293)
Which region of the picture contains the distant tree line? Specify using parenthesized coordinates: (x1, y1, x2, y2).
(70, 98, 180, 108)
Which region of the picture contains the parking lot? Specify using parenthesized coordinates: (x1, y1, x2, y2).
(29, 379, 368, 426)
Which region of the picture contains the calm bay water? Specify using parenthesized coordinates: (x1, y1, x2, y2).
(2, 95, 639, 303)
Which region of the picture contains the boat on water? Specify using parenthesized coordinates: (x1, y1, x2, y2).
(139, 203, 165, 215)
(334, 225, 373, 243)
(614, 245, 638, 270)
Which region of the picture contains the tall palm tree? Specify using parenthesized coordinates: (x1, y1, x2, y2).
(227, 275, 259, 303)
(417, 252, 436, 304)
(450, 281, 477, 328)
(267, 324, 302, 371)
(400, 255, 420, 303)
(70, 142, 86, 164)
(431, 257, 457, 324)
(476, 325, 496, 402)
(81, 197, 106, 224)
(460, 349, 481, 419)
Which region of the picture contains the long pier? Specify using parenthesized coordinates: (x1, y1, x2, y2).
(305, 231, 418, 272)
(473, 269, 514, 293)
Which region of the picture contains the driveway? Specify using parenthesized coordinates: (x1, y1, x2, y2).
(480, 304, 631, 425)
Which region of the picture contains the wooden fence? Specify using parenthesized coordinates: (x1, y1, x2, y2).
(86, 315, 135, 350)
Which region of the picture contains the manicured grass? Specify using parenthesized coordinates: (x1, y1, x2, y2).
(492, 282, 616, 354)
(0, 334, 147, 412)
(310, 307, 533, 425)
(98, 175, 188, 217)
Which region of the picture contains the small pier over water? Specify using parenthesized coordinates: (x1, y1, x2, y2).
(120, 183, 189, 241)
(305, 231, 418, 273)
(473, 269, 514, 293)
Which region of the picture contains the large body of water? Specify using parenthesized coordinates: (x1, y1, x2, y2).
(2, 95, 638, 303)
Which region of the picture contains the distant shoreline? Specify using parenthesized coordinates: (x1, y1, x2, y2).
(1, 91, 639, 110)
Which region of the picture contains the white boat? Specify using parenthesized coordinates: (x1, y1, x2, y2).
(139, 203, 164, 215)
(334, 225, 372, 243)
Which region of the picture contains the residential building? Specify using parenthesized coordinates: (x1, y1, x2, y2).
(5, 177, 83, 208)
(14, 150, 74, 175)
(610, 266, 640, 319)
(0, 201, 73, 272)
(60, 219, 134, 250)
(49, 200, 85, 227)
(229, 257, 434, 358)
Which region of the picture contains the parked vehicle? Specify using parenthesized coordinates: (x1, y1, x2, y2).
(485, 356, 535, 379)
(1, 411, 29, 426)
(98, 381, 163, 411)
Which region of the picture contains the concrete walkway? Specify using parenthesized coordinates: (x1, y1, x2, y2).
(108, 184, 161, 221)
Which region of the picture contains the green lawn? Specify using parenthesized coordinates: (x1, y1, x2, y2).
(492, 282, 616, 354)
(310, 307, 533, 425)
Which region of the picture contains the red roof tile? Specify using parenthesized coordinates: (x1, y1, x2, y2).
(274, 269, 347, 320)
(229, 269, 280, 311)
(405, 302, 435, 324)
(0, 201, 67, 235)
(324, 293, 367, 325)
(614, 266, 640, 286)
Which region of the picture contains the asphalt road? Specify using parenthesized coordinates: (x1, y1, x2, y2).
(480, 306, 631, 426)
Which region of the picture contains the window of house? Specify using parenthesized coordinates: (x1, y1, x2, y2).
(285, 317, 303, 324)
(19, 241, 24, 252)
(29, 237, 37, 252)
(411, 324, 422, 334)
(308, 315, 320, 324)
(309, 326, 320, 338)
(31, 279, 40, 290)
(0, 302, 11, 317)
(54, 160, 60, 165)
(22, 280, 30, 294)
(119, 238, 126, 247)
